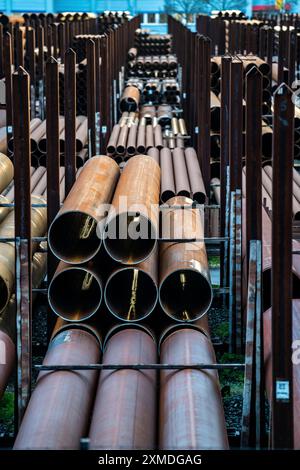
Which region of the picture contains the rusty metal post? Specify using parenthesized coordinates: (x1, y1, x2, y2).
(221, 55, 231, 289)
(64, 48, 76, 196)
(202, 37, 211, 196)
(4, 33, 13, 143)
(288, 30, 297, 87)
(13, 67, 32, 425)
(271, 84, 294, 449)
(0, 24, 3, 78)
(87, 39, 96, 158)
(229, 58, 243, 192)
(58, 23, 65, 63)
(46, 57, 60, 338)
(26, 28, 36, 119)
(15, 27, 24, 68)
(37, 26, 45, 119)
(245, 67, 262, 262)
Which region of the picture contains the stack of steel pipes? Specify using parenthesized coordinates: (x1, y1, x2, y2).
(127, 54, 178, 79)
(134, 30, 172, 55)
(242, 166, 300, 220)
(160, 147, 206, 204)
(106, 111, 188, 162)
(7, 116, 88, 167)
(13, 321, 228, 450)
(0, 164, 67, 316)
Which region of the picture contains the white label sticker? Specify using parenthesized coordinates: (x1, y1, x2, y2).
(276, 380, 290, 401)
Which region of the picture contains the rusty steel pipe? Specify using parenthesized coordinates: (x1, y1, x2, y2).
(160, 148, 175, 203)
(0, 194, 47, 313)
(120, 86, 140, 113)
(154, 124, 163, 150)
(210, 91, 221, 132)
(137, 122, 146, 154)
(126, 122, 138, 156)
(104, 155, 160, 265)
(146, 124, 154, 151)
(48, 156, 120, 264)
(13, 326, 101, 450)
(159, 196, 212, 322)
(75, 117, 88, 152)
(7, 118, 42, 154)
(48, 261, 103, 322)
(106, 124, 121, 155)
(89, 325, 157, 450)
(173, 147, 191, 198)
(147, 147, 160, 165)
(104, 246, 158, 322)
(0, 152, 14, 193)
(116, 124, 129, 155)
(185, 147, 206, 204)
(0, 251, 47, 399)
(159, 326, 229, 450)
(264, 300, 300, 449)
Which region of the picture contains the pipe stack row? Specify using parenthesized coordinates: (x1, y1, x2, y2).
(106, 109, 188, 163)
(13, 321, 228, 450)
(134, 30, 172, 55)
(6, 117, 88, 168)
(127, 54, 178, 79)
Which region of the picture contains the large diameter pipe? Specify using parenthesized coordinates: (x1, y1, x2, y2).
(104, 246, 158, 322)
(185, 147, 206, 204)
(48, 261, 103, 322)
(48, 156, 120, 264)
(0, 153, 14, 193)
(263, 300, 300, 449)
(0, 326, 15, 399)
(89, 325, 157, 450)
(159, 326, 228, 449)
(104, 155, 160, 265)
(13, 326, 101, 450)
(0, 195, 47, 313)
(159, 196, 212, 321)
(120, 86, 140, 113)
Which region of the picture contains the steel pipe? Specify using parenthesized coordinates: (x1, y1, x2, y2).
(104, 246, 158, 322)
(89, 324, 157, 450)
(48, 156, 120, 264)
(159, 326, 229, 449)
(147, 147, 160, 165)
(0, 152, 13, 193)
(159, 196, 212, 321)
(48, 260, 103, 322)
(173, 147, 191, 198)
(14, 326, 101, 449)
(104, 155, 160, 265)
(160, 148, 175, 203)
(120, 86, 140, 113)
(185, 147, 206, 204)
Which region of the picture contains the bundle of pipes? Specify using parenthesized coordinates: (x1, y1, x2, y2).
(0, 167, 66, 314)
(134, 30, 172, 55)
(142, 79, 161, 103)
(89, 325, 157, 449)
(159, 196, 212, 322)
(59, 61, 88, 116)
(0, 251, 47, 399)
(13, 323, 101, 449)
(160, 148, 206, 204)
(48, 156, 120, 321)
(127, 54, 178, 79)
(106, 113, 165, 161)
(210, 55, 271, 104)
(159, 325, 229, 449)
(7, 116, 88, 165)
(161, 79, 180, 104)
(242, 166, 300, 220)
